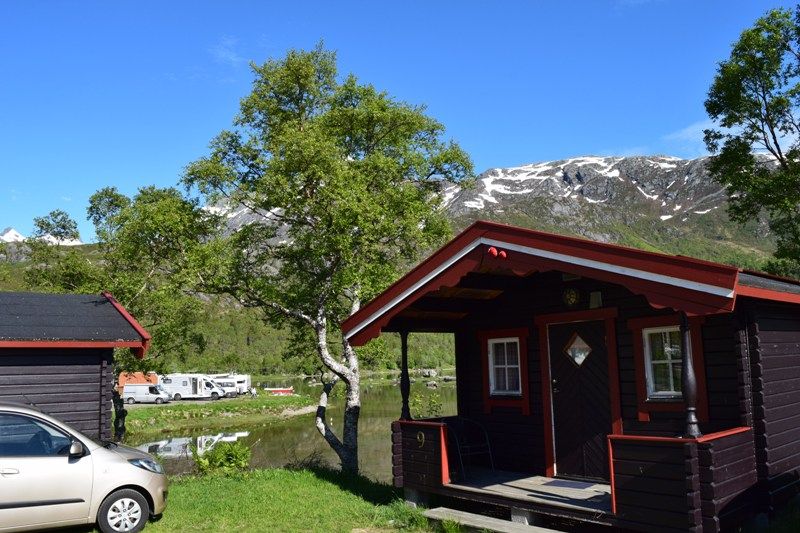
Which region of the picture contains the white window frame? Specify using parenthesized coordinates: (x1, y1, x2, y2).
(488, 337, 522, 396)
(642, 325, 685, 400)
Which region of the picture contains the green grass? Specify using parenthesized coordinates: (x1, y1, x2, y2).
(143, 468, 431, 532)
(124, 394, 314, 439)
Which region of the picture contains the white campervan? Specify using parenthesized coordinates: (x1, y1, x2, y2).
(213, 379, 239, 398)
(122, 383, 171, 404)
(211, 373, 252, 395)
(158, 374, 225, 401)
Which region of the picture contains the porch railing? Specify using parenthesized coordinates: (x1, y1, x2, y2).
(391, 419, 450, 489)
(608, 427, 755, 533)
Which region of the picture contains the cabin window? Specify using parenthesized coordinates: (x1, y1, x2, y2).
(478, 328, 530, 415)
(643, 326, 684, 399)
(488, 337, 522, 395)
(162, 378, 172, 384)
(627, 315, 708, 423)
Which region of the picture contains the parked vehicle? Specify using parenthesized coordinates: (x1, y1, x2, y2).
(213, 379, 239, 398)
(0, 402, 167, 532)
(157, 374, 225, 401)
(211, 373, 251, 395)
(122, 384, 171, 405)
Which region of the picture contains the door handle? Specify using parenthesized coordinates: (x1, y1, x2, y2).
(552, 379, 560, 393)
(0, 468, 19, 475)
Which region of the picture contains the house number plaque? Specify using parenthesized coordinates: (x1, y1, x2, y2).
(417, 431, 425, 448)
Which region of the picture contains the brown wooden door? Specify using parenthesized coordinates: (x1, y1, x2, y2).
(549, 320, 610, 481)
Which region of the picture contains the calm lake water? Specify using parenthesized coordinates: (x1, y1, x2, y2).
(127, 377, 456, 482)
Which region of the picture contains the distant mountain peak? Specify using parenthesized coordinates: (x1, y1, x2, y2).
(0, 227, 24, 244)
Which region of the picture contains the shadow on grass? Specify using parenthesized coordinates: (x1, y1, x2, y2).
(286, 452, 400, 506)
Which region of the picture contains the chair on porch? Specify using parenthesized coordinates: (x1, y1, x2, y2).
(443, 416, 494, 481)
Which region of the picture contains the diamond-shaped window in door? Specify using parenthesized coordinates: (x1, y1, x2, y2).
(564, 333, 592, 366)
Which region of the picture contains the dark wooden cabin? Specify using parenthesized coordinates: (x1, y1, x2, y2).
(0, 291, 150, 440)
(343, 221, 800, 532)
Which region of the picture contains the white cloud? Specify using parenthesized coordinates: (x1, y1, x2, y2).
(210, 36, 245, 66)
(662, 119, 713, 158)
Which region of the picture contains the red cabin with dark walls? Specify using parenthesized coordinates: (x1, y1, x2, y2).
(344, 220, 800, 532)
(0, 292, 150, 440)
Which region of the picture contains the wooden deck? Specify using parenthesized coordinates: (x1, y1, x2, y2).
(446, 469, 612, 515)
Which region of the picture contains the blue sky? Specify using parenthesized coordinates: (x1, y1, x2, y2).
(0, 0, 794, 240)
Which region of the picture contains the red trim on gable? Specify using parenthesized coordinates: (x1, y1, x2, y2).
(477, 328, 530, 416)
(102, 292, 151, 358)
(628, 314, 708, 423)
(342, 221, 749, 346)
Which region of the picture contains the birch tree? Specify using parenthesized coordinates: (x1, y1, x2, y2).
(184, 44, 472, 472)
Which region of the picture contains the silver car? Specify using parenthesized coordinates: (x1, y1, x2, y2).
(0, 403, 167, 532)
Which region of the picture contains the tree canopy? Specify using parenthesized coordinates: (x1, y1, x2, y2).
(705, 6, 800, 276)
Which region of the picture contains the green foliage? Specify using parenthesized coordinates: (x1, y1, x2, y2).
(192, 440, 251, 476)
(32, 209, 80, 241)
(705, 7, 800, 275)
(184, 42, 473, 331)
(409, 390, 443, 419)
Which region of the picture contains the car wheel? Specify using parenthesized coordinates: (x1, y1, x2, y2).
(155, 398, 163, 404)
(126, 397, 135, 405)
(173, 393, 181, 401)
(97, 488, 149, 533)
(211, 392, 219, 400)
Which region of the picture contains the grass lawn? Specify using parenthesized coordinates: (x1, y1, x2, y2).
(144, 468, 432, 532)
(124, 394, 315, 439)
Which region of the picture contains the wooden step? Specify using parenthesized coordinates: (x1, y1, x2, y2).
(423, 507, 562, 533)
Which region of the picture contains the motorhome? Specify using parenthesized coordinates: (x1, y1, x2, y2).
(122, 383, 171, 404)
(211, 373, 252, 394)
(158, 373, 225, 401)
(213, 378, 239, 398)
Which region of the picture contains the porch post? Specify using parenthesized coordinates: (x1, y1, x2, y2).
(681, 313, 702, 438)
(400, 331, 411, 420)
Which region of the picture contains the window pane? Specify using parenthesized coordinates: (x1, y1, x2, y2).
(664, 330, 681, 361)
(0, 414, 68, 457)
(506, 342, 519, 365)
(652, 363, 671, 392)
(494, 367, 507, 391)
(493, 342, 506, 366)
(672, 363, 683, 392)
(648, 332, 667, 361)
(507, 369, 520, 392)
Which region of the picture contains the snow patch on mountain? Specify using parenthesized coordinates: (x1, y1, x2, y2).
(0, 227, 24, 243)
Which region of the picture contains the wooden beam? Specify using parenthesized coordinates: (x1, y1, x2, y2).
(400, 331, 411, 420)
(682, 312, 702, 438)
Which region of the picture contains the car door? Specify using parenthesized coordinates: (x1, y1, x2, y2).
(0, 412, 93, 530)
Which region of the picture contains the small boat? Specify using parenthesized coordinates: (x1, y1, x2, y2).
(263, 386, 294, 396)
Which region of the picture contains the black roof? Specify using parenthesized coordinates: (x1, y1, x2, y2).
(0, 292, 144, 342)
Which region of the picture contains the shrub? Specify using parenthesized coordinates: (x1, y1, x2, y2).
(192, 440, 251, 476)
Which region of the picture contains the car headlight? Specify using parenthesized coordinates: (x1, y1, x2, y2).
(129, 458, 164, 474)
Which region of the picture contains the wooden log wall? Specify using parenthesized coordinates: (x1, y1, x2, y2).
(0, 348, 114, 439)
(697, 429, 757, 533)
(392, 420, 447, 490)
(746, 301, 800, 508)
(610, 439, 701, 533)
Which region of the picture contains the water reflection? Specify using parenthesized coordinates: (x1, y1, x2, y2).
(137, 431, 251, 459)
(129, 378, 456, 481)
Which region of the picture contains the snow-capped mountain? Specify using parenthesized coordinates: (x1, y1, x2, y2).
(446, 155, 724, 222)
(0, 227, 25, 243)
(0, 227, 83, 246)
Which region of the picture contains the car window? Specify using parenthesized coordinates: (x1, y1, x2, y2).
(149, 386, 159, 394)
(0, 413, 72, 456)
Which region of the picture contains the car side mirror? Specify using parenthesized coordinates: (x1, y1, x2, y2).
(69, 440, 85, 458)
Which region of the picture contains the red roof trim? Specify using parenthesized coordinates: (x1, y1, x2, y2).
(735, 284, 800, 305)
(102, 292, 151, 358)
(0, 341, 144, 349)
